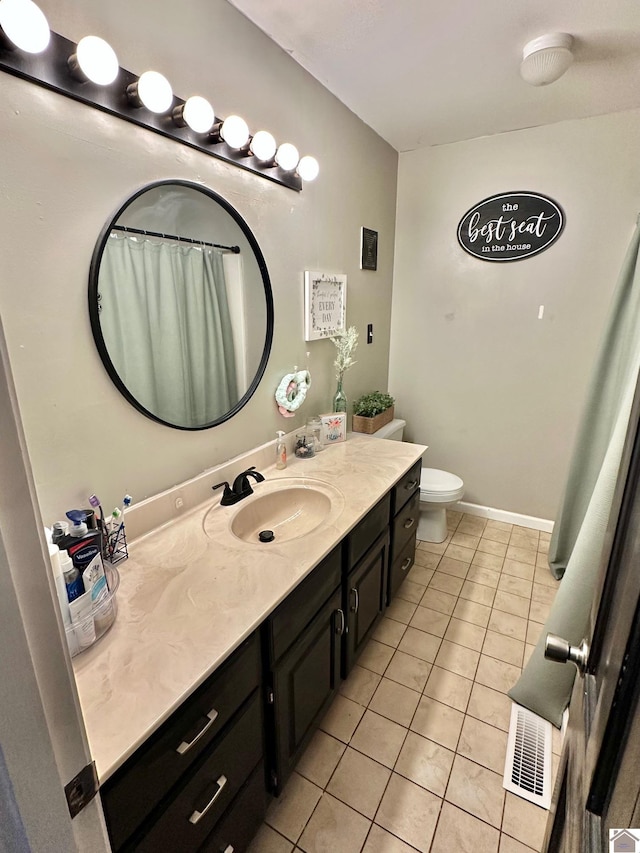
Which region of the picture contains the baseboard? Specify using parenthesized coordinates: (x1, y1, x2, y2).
(456, 501, 554, 533)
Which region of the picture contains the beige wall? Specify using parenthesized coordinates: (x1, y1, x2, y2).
(0, 0, 398, 523)
(389, 109, 640, 519)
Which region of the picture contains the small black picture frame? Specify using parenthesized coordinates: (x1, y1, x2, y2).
(361, 227, 378, 271)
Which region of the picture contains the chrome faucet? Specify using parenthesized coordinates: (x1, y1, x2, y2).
(212, 467, 265, 506)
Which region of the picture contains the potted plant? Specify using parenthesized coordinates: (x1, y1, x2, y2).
(352, 391, 395, 434)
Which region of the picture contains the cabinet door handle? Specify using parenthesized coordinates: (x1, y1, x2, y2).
(176, 707, 219, 755)
(401, 556, 413, 572)
(188, 774, 227, 824)
(350, 588, 359, 614)
(403, 517, 415, 529)
(335, 608, 346, 635)
(406, 480, 418, 490)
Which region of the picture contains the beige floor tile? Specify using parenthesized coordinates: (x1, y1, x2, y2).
(424, 665, 473, 712)
(320, 695, 366, 743)
(385, 598, 418, 625)
(537, 538, 550, 555)
(488, 609, 527, 642)
(295, 730, 346, 788)
(552, 726, 563, 756)
(358, 639, 395, 675)
(420, 588, 458, 616)
(535, 552, 549, 569)
(482, 630, 525, 667)
(472, 551, 505, 571)
(340, 665, 382, 706)
(350, 710, 408, 769)
(394, 730, 455, 797)
(457, 516, 486, 536)
(372, 617, 407, 648)
(532, 583, 556, 605)
(445, 754, 505, 828)
(502, 559, 535, 582)
(407, 566, 435, 587)
(506, 545, 536, 566)
(396, 579, 427, 604)
(482, 526, 511, 545)
(475, 655, 521, 694)
(457, 715, 508, 774)
(409, 605, 450, 638)
(466, 565, 501, 588)
(375, 773, 441, 853)
(539, 530, 551, 543)
(529, 599, 552, 623)
(429, 571, 464, 596)
(533, 566, 558, 589)
(397, 627, 442, 663)
(452, 598, 492, 628)
(385, 650, 433, 692)
(467, 683, 512, 732)
(362, 824, 418, 853)
(444, 543, 476, 564)
(369, 678, 421, 727)
(410, 695, 464, 750)
(477, 538, 508, 558)
(509, 532, 539, 550)
(431, 802, 500, 853)
(434, 639, 480, 680)
(437, 556, 470, 579)
(450, 531, 481, 550)
(526, 621, 543, 645)
(486, 519, 513, 533)
(444, 617, 486, 651)
(326, 747, 391, 819)
(460, 579, 496, 606)
(502, 792, 548, 852)
(247, 824, 294, 853)
(498, 575, 533, 600)
(499, 834, 538, 853)
(493, 591, 530, 619)
(413, 549, 441, 570)
(266, 772, 323, 842)
(523, 643, 536, 666)
(298, 792, 371, 853)
(419, 537, 451, 556)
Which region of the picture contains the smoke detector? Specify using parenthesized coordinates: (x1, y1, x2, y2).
(521, 33, 574, 86)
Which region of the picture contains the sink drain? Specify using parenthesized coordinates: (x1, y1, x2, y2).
(258, 530, 275, 543)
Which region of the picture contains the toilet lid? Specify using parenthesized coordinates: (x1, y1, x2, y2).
(420, 467, 464, 493)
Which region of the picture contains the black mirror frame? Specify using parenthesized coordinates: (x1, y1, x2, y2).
(88, 179, 274, 431)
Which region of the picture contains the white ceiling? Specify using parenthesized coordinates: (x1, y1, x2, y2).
(227, 0, 640, 151)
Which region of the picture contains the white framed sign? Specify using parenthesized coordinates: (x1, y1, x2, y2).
(304, 271, 347, 341)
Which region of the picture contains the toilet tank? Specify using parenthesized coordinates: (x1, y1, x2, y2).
(371, 418, 406, 441)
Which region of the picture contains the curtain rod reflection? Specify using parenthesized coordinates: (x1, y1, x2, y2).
(111, 225, 241, 253)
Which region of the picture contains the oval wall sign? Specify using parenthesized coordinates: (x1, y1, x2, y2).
(457, 191, 565, 262)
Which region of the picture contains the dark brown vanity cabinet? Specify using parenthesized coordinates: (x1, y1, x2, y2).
(101, 632, 265, 853)
(388, 459, 421, 603)
(262, 546, 343, 794)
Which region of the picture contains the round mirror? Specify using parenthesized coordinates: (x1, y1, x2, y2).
(89, 180, 273, 430)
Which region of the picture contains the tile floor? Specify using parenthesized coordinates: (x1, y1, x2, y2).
(249, 512, 562, 853)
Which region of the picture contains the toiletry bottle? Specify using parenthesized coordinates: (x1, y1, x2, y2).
(64, 510, 107, 589)
(48, 543, 71, 626)
(51, 521, 69, 547)
(60, 548, 84, 602)
(276, 431, 287, 469)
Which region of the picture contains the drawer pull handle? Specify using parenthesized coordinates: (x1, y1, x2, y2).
(335, 608, 346, 636)
(403, 517, 415, 529)
(351, 588, 359, 614)
(405, 480, 418, 490)
(223, 847, 234, 853)
(401, 556, 413, 572)
(176, 708, 219, 755)
(189, 774, 227, 825)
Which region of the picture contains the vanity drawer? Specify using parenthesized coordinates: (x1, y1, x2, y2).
(198, 760, 267, 852)
(388, 533, 417, 602)
(345, 493, 391, 571)
(391, 459, 422, 516)
(392, 489, 420, 555)
(102, 632, 260, 851)
(134, 692, 263, 853)
(266, 545, 342, 664)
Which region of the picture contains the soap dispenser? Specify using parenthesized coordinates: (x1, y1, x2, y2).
(276, 431, 287, 469)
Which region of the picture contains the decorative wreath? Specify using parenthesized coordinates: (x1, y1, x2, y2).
(275, 370, 311, 417)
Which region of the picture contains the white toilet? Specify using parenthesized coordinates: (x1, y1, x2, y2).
(371, 418, 465, 543)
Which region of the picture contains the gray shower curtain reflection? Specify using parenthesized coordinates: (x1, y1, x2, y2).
(99, 234, 238, 427)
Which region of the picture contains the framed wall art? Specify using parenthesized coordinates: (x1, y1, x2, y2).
(360, 227, 378, 271)
(304, 271, 347, 341)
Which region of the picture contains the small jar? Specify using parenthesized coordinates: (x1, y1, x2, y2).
(306, 417, 324, 452)
(295, 431, 316, 458)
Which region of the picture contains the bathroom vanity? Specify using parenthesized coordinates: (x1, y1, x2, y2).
(72, 435, 425, 851)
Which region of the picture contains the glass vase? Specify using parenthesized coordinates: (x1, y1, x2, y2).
(333, 378, 347, 413)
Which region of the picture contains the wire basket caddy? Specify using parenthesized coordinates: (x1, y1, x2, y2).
(104, 522, 129, 565)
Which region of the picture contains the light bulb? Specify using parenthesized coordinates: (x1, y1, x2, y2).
(220, 115, 249, 149)
(182, 96, 215, 133)
(132, 71, 173, 113)
(297, 155, 319, 182)
(275, 143, 299, 172)
(250, 130, 276, 161)
(0, 0, 50, 53)
(71, 36, 119, 85)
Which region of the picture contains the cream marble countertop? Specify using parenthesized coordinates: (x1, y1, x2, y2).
(72, 435, 426, 783)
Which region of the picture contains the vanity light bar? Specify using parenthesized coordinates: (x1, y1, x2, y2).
(0, 28, 313, 192)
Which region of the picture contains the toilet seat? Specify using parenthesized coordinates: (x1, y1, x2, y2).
(420, 468, 464, 503)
